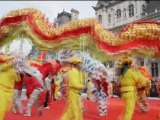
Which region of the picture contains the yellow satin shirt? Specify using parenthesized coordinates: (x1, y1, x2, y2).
(120, 68, 148, 92)
(0, 62, 20, 92)
(67, 68, 85, 92)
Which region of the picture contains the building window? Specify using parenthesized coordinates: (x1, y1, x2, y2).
(98, 15, 102, 23)
(151, 62, 159, 77)
(142, 4, 146, 16)
(108, 14, 111, 23)
(129, 4, 134, 17)
(142, 5, 146, 12)
(137, 57, 144, 66)
(116, 9, 121, 19)
(123, 8, 127, 18)
(139, 58, 144, 66)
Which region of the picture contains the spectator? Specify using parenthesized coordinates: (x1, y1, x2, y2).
(157, 78, 160, 97)
(150, 79, 158, 97)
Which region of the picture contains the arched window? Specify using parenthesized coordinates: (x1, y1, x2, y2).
(129, 4, 134, 17)
(98, 15, 102, 23)
(142, 4, 146, 15)
(123, 8, 127, 18)
(116, 9, 121, 19)
(151, 62, 159, 77)
(142, 5, 146, 12)
(108, 14, 111, 23)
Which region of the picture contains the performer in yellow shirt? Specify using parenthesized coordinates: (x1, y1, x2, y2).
(0, 55, 20, 120)
(61, 57, 85, 120)
(117, 56, 148, 120)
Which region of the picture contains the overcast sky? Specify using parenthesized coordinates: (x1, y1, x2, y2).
(0, 1, 97, 55)
(0, 1, 97, 21)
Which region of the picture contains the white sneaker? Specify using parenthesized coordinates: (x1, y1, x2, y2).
(44, 106, 50, 109)
(12, 109, 17, 114)
(99, 113, 107, 117)
(142, 109, 149, 113)
(24, 113, 31, 117)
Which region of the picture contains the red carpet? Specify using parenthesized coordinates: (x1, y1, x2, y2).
(5, 98, 160, 120)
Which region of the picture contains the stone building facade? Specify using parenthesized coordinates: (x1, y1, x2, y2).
(93, 0, 160, 78)
(54, 8, 79, 27)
